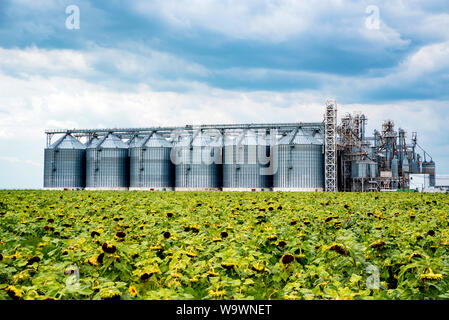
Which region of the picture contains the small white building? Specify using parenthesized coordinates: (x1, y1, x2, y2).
(409, 174, 430, 192)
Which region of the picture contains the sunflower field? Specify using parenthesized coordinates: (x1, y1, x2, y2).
(0, 190, 449, 300)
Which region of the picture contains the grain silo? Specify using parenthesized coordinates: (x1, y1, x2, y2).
(422, 160, 436, 187)
(174, 130, 222, 190)
(85, 133, 129, 190)
(43, 134, 86, 189)
(129, 132, 174, 190)
(273, 128, 324, 191)
(222, 130, 271, 191)
(351, 161, 368, 179)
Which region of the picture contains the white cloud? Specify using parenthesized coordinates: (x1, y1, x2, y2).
(0, 46, 92, 76)
(402, 41, 449, 75)
(0, 45, 209, 82)
(131, 0, 413, 49)
(0, 66, 448, 189)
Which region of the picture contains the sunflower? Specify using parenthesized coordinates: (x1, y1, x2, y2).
(99, 288, 121, 300)
(276, 240, 287, 248)
(128, 286, 138, 297)
(185, 250, 197, 258)
(281, 253, 295, 264)
(221, 262, 235, 270)
(408, 252, 422, 261)
(140, 266, 161, 280)
(167, 280, 182, 288)
(207, 270, 219, 277)
(101, 242, 117, 254)
(208, 288, 226, 298)
(420, 268, 443, 281)
(189, 277, 199, 283)
(328, 243, 348, 256)
(87, 254, 100, 266)
(6, 286, 23, 300)
(370, 240, 386, 249)
(251, 263, 266, 272)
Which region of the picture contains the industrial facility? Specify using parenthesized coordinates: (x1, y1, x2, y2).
(43, 100, 439, 192)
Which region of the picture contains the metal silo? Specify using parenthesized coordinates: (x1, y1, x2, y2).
(44, 134, 86, 189)
(174, 130, 222, 190)
(129, 132, 174, 190)
(391, 158, 399, 178)
(222, 130, 271, 191)
(273, 128, 324, 191)
(369, 163, 378, 178)
(422, 160, 436, 187)
(85, 133, 129, 190)
(351, 161, 368, 178)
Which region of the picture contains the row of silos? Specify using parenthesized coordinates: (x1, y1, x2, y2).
(44, 129, 325, 191)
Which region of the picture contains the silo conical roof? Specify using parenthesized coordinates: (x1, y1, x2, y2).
(87, 133, 128, 149)
(128, 136, 145, 148)
(86, 137, 101, 148)
(224, 130, 258, 146)
(278, 129, 322, 145)
(141, 133, 172, 148)
(49, 134, 86, 149)
(176, 131, 221, 147)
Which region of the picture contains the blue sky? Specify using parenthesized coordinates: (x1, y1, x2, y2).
(0, 0, 448, 188)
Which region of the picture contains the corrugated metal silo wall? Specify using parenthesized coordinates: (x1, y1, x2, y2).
(130, 147, 173, 188)
(273, 144, 324, 189)
(175, 146, 221, 189)
(351, 161, 368, 178)
(422, 162, 436, 186)
(391, 159, 399, 177)
(86, 148, 129, 188)
(44, 148, 86, 188)
(222, 144, 271, 188)
(369, 163, 378, 178)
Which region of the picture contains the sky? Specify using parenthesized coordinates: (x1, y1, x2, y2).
(0, 0, 448, 188)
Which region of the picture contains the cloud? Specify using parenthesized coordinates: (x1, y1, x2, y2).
(0, 1, 449, 188)
(0, 60, 448, 189)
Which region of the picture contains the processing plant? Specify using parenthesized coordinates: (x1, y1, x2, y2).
(43, 100, 436, 192)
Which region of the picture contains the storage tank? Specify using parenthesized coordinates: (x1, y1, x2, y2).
(369, 163, 378, 178)
(85, 133, 129, 190)
(422, 160, 436, 187)
(222, 130, 271, 191)
(129, 132, 174, 190)
(391, 158, 399, 178)
(273, 128, 324, 191)
(174, 131, 222, 190)
(351, 161, 368, 178)
(402, 158, 410, 173)
(43, 134, 86, 190)
(411, 160, 420, 174)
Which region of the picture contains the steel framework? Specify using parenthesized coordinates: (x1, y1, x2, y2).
(324, 100, 337, 192)
(45, 122, 324, 147)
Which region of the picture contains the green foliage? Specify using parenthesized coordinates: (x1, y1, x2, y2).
(0, 190, 448, 300)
